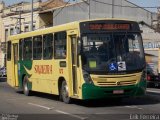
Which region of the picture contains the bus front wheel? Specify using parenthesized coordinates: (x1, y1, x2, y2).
(60, 81, 71, 104)
(23, 76, 30, 96)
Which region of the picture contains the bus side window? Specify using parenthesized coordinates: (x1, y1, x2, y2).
(43, 33, 53, 59)
(23, 37, 32, 60)
(54, 31, 66, 59)
(33, 36, 42, 60)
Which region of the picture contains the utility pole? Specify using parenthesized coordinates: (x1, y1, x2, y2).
(81, 0, 90, 19)
(88, 0, 90, 19)
(31, 0, 34, 31)
(10, 9, 25, 33)
(19, 11, 23, 33)
(157, 8, 160, 32)
(112, 0, 114, 18)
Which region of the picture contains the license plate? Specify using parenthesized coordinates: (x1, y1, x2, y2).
(155, 83, 159, 87)
(113, 90, 124, 94)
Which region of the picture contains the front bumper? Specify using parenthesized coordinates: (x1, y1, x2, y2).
(82, 80, 146, 100)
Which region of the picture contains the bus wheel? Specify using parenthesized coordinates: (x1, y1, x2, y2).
(61, 81, 71, 104)
(23, 76, 30, 96)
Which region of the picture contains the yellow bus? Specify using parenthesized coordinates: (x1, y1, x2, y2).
(7, 19, 146, 103)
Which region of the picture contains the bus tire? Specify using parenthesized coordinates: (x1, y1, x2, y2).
(60, 80, 71, 104)
(23, 76, 30, 96)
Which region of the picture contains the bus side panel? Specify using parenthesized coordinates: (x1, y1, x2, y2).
(18, 60, 25, 88)
(31, 60, 59, 94)
(7, 61, 14, 87)
(18, 59, 60, 95)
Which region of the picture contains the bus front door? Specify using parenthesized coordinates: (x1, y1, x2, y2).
(13, 44, 19, 87)
(70, 35, 78, 95)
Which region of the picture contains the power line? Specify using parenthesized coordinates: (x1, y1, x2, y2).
(53, 0, 71, 19)
(92, 0, 160, 9)
(37, 0, 159, 29)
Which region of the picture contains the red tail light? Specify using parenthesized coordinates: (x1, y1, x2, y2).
(147, 75, 151, 81)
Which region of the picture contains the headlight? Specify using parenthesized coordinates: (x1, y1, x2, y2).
(83, 70, 93, 84)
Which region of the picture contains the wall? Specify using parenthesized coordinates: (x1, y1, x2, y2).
(0, 1, 41, 67)
(53, 0, 153, 26)
(0, 2, 4, 67)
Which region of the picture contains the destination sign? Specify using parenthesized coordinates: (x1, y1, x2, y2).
(80, 20, 140, 33)
(130, 41, 160, 49)
(89, 23, 130, 30)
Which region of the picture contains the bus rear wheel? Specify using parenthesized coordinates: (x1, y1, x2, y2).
(23, 76, 30, 96)
(60, 81, 71, 104)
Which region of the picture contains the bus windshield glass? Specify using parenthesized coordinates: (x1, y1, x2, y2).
(81, 33, 145, 74)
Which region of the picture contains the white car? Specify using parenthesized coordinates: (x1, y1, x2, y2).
(0, 67, 6, 77)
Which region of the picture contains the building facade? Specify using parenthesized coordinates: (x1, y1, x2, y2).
(51, 0, 155, 26)
(0, 1, 5, 68)
(0, 0, 65, 67)
(0, 1, 42, 67)
(43, 0, 159, 44)
(41, 0, 160, 70)
(0, 0, 159, 68)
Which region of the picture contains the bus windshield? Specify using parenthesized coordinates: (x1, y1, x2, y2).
(81, 33, 145, 74)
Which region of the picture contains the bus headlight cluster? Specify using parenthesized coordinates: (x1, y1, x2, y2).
(83, 70, 93, 84)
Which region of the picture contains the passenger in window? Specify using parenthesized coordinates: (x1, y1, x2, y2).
(115, 40, 126, 55)
(90, 42, 97, 53)
(98, 41, 108, 53)
(62, 51, 66, 57)
(98, 41, 109, 61)
(62, 46, 66, 57)
(24, 46, 29, 58)
(57, 47, 66, 58)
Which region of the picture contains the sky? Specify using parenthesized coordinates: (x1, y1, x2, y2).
(0, 0, 160, 12)
(128, 0, 159, 12)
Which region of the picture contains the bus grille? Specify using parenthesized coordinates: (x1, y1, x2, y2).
(94, 79, 137, 87)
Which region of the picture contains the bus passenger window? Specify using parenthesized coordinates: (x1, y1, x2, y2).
(43, 34, 53, 59)
(23, 37, 32, 60)
(54, 31, 66, 59)
(33, 36, 42, 60)
(7, 41, 11, 61)
(19, 39, 23, 60)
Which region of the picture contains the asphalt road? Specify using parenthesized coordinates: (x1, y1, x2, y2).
(0, 77, 160, 120)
